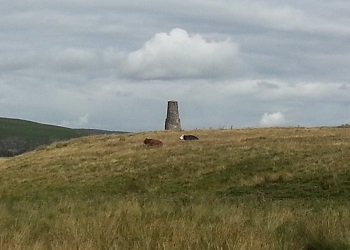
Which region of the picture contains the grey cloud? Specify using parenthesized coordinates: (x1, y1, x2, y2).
(257, 81, 280, 89)
(1, 0, 350, 131)
(54, 48, 99, 71)
(339, 84, 350, 91)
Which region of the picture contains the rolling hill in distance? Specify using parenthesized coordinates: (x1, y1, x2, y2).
(0, 126, 350, 248)
(0, 117, 127, 156)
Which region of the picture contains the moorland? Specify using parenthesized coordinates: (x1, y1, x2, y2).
(1, 127, 350, 249)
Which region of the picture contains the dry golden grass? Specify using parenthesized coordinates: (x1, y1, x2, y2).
(1, 126, 350, 199)
(0, 157, 8, 164)
(0, 198, 349, 249)
(0, 127, 350, 249)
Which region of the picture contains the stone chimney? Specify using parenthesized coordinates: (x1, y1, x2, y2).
(165, 100, 181, 130)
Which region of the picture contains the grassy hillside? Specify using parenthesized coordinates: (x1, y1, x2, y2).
(0, 117, 124, 156)
(0, 127, 350, 249)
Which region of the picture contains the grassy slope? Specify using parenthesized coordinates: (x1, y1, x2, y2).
(2, 126, 350, 201)
(1, 127, 350, 249)
(0, 117, 123, 156)
(0, 117, 82, 138)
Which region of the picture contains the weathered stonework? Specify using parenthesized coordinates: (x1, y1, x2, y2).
(165, 101, 181, 130)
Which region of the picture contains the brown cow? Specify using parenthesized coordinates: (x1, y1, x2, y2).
(143, 138, 163, 146)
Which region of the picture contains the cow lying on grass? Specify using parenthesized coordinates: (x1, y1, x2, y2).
(143, 138, 163, 146)
(179, 134, 199, 140)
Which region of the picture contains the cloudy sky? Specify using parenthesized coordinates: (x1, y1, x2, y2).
(1, 0, 350, 131)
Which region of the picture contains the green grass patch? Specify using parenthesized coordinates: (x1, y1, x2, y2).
(0, 127, 350, 248)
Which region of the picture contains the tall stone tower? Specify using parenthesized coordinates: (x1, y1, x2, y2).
(165, 100, 181, 130)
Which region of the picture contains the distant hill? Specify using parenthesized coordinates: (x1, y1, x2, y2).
(0, 117, 127, 156)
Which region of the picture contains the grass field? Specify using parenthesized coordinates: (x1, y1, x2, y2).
(0, 127, 350, 249)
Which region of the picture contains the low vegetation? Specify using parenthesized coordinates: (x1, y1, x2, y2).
(0, 117, 124, 156)
(1, 127, 350, 249)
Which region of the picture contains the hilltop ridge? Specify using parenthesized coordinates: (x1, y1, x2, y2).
(2, 126, 350, 201)
(1, 127, 350, 249)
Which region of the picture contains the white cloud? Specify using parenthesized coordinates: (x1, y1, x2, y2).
(259, 112, 286, 127)
(2, 1, 350, 132)
(122, 28, 240, 80)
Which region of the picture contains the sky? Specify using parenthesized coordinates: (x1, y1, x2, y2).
(1, 0, 350, 132)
